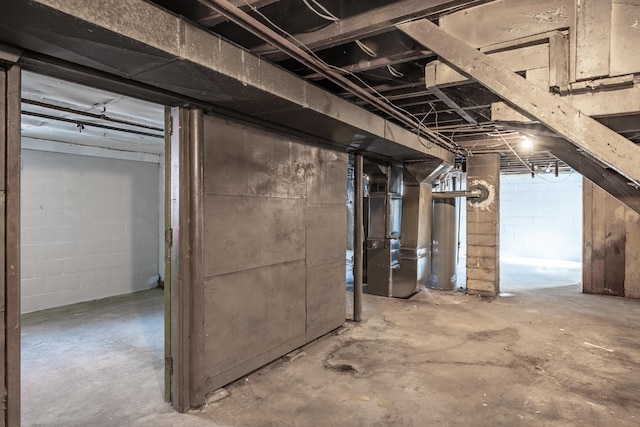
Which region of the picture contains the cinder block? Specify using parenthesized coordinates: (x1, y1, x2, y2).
(466, 234, 497, 247)
(43, 273, 80, 293)
(33, 259, 63, 277)
(78, 268, 113, 287)
(63, 256, 94, 274)
(466, 278, 499, 295)
(466, 222, 498, 235)
(467, 245, 498, 258)
(21, 278, 44, 297)
(467, 267, 499, 282)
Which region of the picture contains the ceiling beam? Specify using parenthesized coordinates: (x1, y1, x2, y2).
(196, 0, 278, 27)
(427, 86, 477, 124)
(252, 0, 493, 61)
(398, 18, 640, 186)
(542, 138, 640, 214)
(303, 50, 432, 80)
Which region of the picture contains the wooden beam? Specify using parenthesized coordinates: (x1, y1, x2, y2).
(398, 19, 640, 185)
(252, 0, 493, 61)
(541, 138, 640, 214)
(492, 82, 640, 122)
(427, 85, 477, 124)
(303, 50, 432, 80)
(195, 0, 278, 27)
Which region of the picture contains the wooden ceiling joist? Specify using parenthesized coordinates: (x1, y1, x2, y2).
(252, 0, 494, 60)
(398, 18, 640, 185)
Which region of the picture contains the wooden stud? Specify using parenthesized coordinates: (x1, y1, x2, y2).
(5, 63, 20, 427)
(582, 178, 593, 294)
(604, 197, 626, 296)
(591, 185, 607, 295)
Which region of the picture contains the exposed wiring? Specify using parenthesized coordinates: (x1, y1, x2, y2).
(302, 0, 338, 22)
(496, 129, 575, 181)
(416, 104, 436, 149)
(355, 39, 377, 57)
(355, 40, 378, 58)
(496, 131, 535, 175)
(238, 0, 463, 153)
(386, 65, 404, 78)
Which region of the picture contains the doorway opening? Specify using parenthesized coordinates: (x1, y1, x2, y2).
(457, 172, 583, 292)
(19, 71, 169, 425)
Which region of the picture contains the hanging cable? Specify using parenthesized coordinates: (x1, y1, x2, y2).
(355, 39, 377, 57)
(223, 0, 463, 153)
(302, 0, 339, 22)
(386, 65, 404, 78)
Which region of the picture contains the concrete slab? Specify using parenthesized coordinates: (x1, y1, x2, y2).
(22, 284, 640, 426)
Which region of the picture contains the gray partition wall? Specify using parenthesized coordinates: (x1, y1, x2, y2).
(191, 113, 347, 403)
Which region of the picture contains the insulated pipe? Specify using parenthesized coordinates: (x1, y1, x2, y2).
(432, 190, 481, 199)
(354, 154, 364, 322)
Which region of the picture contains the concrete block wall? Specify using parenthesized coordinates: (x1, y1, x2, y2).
(21, 149, 160, 313)
(195, 114, 347, 402)
(500, 173, 582, 262)
(466, 154, 500, 296)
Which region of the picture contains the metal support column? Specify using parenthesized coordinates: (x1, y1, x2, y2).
(353, 154, 363, 322)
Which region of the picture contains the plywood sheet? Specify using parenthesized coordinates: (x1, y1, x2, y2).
(590, 185, 607, 294)
(440, 0, 574, 48)
(610, 2, 640, 76)
(582, 178, 594, 293)
(576, 0, 611, 79)
(604, 199, 626, 296)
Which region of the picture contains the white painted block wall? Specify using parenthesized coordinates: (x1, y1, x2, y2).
(499, 173, 582, 262)
(21, 149, 160, 313)
(457, 172, 582, 287)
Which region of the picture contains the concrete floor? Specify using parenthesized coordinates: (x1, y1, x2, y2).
(22, 283, 640, 426)
(21, 289, 166, 426)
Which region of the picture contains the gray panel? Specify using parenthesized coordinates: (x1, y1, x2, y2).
(202, 260, 306, 380)
(306, 204, 347, 267)
(202, 114, 297, 198)
(289, 142, 316, 199)
(306, 259, 346, 341)
(306, 149, 348, 205)
(203, 195, 305, 277)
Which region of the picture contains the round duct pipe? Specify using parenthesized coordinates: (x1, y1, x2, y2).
(428, 197, 458, 290)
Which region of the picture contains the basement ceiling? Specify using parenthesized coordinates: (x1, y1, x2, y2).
(21, 71, 165, 155)
(148, 0, 640, 177)
(148, 0, 569, 174)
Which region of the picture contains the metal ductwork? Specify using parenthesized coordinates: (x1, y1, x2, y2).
(364, 158, 452, 298)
